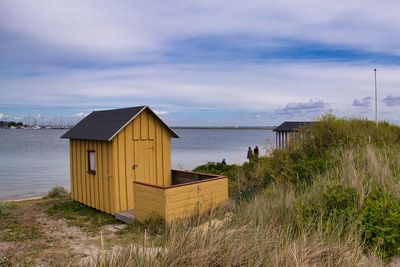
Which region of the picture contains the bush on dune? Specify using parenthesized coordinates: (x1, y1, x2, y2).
(298, 184, 359, 223)
(94, 116, 400, 265)
(361, 190, 400, 258)
(195, 116, 400, 198)
(46, 186, 69, 198)
(192, 161, 239, 176)
(269, 115, 400, 184)
(201, 116, 400, 260)
(296, 142, 400, 259)
(194, 159, 272, 200)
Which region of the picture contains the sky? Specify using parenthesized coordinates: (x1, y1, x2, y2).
(0, 1, 400, 126)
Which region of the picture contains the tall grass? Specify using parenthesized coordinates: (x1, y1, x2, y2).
(91, 117, 400, 266)
(93, 147, 395, 266)
(92, 183, 383, 266)
(269, 115, 400, 185)
(310, 145, 400, 202)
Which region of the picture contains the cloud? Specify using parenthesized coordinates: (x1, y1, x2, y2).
(382, 95, 400, 107)
(2, 0, 400, 63)
(275, 100, 327, 115)
(352, 96, 372, 107)
(1, 1, 400, 125)
(154, 110, 168, 116)
(74, 112, 88, 117)
(0, 62, 393, 110)
(1, 62, 399, 123)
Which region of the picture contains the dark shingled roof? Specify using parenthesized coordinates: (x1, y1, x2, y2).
(273, 121, 314, 132)
(61, 106, 179, 141)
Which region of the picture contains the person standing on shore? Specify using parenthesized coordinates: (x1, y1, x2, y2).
(254, 145, 259, 159)
(247, 147, 254, 162)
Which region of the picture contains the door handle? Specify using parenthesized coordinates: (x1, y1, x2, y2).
(132, 164, 138, 169)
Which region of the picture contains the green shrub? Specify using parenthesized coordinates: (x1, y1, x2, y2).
(299, 186, 400, 258)
(0, 202, 11, 219)
(269, 115, 400, 184)
(299, 184, 359, 222)
(360, 190, 400, 258)
(190, 117, 400, 261)
(46, 186, 69, 198)
(193, 160, 272, 201)
(235, 158, 273, 200)
(193, 161, 240, 177)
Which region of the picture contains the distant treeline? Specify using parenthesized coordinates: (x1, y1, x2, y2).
(0, 121, 27, 128)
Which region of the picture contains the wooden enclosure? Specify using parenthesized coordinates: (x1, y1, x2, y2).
(63, 106, 229, 222)
(134, 170, 228, 222)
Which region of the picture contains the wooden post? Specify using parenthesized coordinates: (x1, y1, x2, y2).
(277, 132, 280, 150)
(279, 132, 282, 150)
(286, 132, 290, 147)
(283, 132, 286, 149)
(279, 132, 281, 150)
(285, 131, 288, 149)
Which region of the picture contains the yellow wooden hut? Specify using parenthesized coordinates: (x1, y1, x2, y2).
(62, 106, 228, 223)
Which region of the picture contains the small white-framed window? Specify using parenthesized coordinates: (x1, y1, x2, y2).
(88, 150, 96, 174)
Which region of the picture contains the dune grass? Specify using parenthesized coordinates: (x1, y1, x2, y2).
(93, 145, 397, 266)
(91, 116, 400, 266)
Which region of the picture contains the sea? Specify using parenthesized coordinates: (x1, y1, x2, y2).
(0, 128, 275, 200)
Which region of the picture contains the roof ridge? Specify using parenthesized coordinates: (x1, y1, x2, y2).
(273, 121, 314, 132)
(93, 105, 147, 113)
(61, 105, 178, 141)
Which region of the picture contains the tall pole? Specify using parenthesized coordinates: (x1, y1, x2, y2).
(374, 68, 378, 127)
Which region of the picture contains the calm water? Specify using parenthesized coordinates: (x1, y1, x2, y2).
(0, 128, 274, 199)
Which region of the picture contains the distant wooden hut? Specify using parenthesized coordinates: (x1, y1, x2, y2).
(62, 106, 228, 223)
(273, 121, 314, 150)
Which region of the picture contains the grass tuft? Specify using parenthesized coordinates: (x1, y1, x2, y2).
(0, 202, 11, 219)
(46, 186, 69, 198)
(3, 223, 42, 241)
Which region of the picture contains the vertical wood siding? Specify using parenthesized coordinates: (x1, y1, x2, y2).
(70, 139, 113, 213)
(133, 183, 165, 220)
(112, 109, 173, 211)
